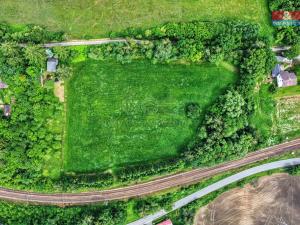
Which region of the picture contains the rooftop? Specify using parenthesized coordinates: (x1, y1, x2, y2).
(0, 82, 8, 89)
(47, 58, 59, 72)
(280, 71, 297, 81)
(157, 219, 173, 225)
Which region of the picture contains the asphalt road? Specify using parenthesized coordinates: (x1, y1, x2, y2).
(0, 139, 299, 205)
(128, 158, 300, 225)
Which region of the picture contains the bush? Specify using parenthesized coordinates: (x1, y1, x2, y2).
(185, 103, 201, 119)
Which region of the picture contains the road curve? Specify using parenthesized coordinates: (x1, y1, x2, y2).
(0, 138, 299, 205)
(128, 158, 300, 225)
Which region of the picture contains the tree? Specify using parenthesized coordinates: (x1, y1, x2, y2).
(286, 42, 300, 59)
(0, 42, 25, 70)
(55, 65, 73, 80)
(185, 103, 201, 119)
(222, 90, 245, 119)
(53, 46, 72, 63)
(24, 45, 47, 68)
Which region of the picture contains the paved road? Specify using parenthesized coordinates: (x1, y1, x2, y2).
(128, 158, 300, 225)
(0, 139, 299, 205)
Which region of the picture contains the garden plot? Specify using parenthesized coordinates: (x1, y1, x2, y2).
(276, 96, 300, 138)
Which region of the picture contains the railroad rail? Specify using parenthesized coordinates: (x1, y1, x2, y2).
(0, 138, 299, 205)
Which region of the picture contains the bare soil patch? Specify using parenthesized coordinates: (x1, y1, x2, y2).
(54, 80, 64, 102)
(195, 174, 300, 225)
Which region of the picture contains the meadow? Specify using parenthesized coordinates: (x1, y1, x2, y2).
(64, 60, 237, 172)
(0, 0, 271, 38)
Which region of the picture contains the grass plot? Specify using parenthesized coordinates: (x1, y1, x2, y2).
(65, 60, 237, 172)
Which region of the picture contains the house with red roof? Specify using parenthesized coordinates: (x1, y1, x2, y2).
(157, 219, 173, 225)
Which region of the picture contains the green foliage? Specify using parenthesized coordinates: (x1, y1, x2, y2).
(59, 172, 114, 190)
(65, 60, 236, 173)
(0, 75, 63, 188)
(53, 46, 72, 64)
(24, 45, 47, 68)
(0, 20, 277, 190)
(134, 196, 173, 217)
(0, 24, 63, 43)
(0, 0, 271, 38)
(269, 0, 300, 45)
(78, 20, 276, 180)
(185, 103, 201, 119)
(0, 24, 65, 189)
(0, 42, 25, 73)
(269, 0, 300, 11)
(286, 42, 300, 59)
(55, 65, 73, 80)
(0, 201, 126, 225)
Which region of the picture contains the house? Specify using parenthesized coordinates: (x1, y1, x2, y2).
(157, 219, 173, 225)
(277, 71, 297, 87)
(272, 64, 282, 77)
(47, 58, 59, 72)
(0, 82, 8, 89)
(3, 105, 11, 117)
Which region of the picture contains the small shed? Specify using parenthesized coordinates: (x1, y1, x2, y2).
(272, 64, 282, 77)
(3, 105, 11, 117)
(277, 71, 298, 87)
(47, 58, 59, 73)
(157, 219, 173, 225)
(0, 82, 8, 89)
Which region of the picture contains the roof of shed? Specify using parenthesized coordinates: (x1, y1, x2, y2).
(272, 64, 281, 76)
(47, 58, 59, 72)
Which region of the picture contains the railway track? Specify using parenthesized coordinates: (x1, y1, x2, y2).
(1, 138, 300, 205)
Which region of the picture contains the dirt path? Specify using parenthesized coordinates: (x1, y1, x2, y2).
(54, 80, 64, 102)
(0, 139, 299, 206)
(43, 38, 127, 47)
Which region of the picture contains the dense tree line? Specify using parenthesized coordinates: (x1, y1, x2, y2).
(0, 23, 64, 44)
(0, 25, 70, 189)
(0, 201, 126, 225)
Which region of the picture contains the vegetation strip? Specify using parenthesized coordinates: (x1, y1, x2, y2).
(0, 138, 298, 205)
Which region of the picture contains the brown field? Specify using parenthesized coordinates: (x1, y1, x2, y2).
(195, 174, 300, 225)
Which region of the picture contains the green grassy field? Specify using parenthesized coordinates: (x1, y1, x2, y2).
(250, 85, 276, 140)
(0, 0, 271, 38)
(64, 60, 237, 172)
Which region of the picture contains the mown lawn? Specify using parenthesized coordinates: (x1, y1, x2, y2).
(0, 0, 271, 38)
(64, 60, 237, 172)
